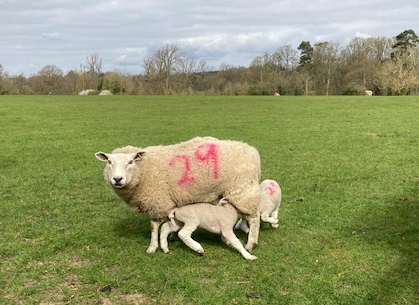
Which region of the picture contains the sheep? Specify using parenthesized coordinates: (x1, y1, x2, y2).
(95, 136, 261, 254)
(79, 89, 96, 95)
(365, 90, 373, 96)
(274, 92, 280, 96)
(160, 198, 258, 260)
(235, 179, 281, 233)
(99, 90, 113, 96)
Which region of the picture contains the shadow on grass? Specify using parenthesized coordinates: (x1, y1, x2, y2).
(350, 184, 419, 304)
(112, 211, 264, 257)
(113, 212, 152, 242)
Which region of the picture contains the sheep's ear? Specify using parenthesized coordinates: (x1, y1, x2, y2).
(134, 151, 145, 161)
(95, 152, 109, 162)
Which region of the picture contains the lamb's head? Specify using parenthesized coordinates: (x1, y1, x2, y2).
(95, 149, 145, 189)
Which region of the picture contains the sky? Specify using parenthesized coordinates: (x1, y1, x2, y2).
(1, 0, 418, 76)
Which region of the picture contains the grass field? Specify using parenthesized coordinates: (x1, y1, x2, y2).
(1, 95, 418, 305)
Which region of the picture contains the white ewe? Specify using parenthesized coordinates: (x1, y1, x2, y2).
(235, 179, 281, 233)
(95, 137, 261, 254)
(160, 198, 257, 260)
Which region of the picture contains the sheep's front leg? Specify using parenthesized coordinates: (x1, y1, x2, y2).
(146, 220, 160, 254)
(178, 224, 204, 255)
(245, 214, 260, 252)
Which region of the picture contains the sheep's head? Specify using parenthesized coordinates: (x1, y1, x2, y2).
(95, 150, 145, 188)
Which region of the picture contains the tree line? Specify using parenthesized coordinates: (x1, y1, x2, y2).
(1, 29, 418, 96)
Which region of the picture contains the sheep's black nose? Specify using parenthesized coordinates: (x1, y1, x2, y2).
(113, 177, 123, 184)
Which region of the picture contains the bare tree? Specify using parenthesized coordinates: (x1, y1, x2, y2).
(153, 44, 182, 94)
(178, 57, 196, 89)
(85, 53, 103, 89)
(377, 46, 419, 94)
(30, 65, 64, 94)
(312, 42, 340, 95)
(0, 64, 4, 94)
(86, 53, 102, 75)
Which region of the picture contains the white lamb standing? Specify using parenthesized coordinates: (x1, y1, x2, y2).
(235, 179, 281, 233)
(160, 198, 257, 260)
(95, 136, 261, 254)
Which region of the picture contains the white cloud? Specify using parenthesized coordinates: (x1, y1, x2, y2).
(41, 32, 61, 40)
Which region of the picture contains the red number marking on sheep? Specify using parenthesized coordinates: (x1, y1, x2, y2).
(265, 181, 278, 196)
(195, 143, 220, 180)
(169, 155, 195, 186)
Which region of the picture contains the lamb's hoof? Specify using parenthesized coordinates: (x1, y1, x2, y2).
(271, 223, 279, 229)
(247, 255, 258, 260)
(197, 249, 205, 256)
(162, 249, 170, 254)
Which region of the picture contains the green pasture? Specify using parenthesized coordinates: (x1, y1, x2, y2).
(1, 95, 418, 304)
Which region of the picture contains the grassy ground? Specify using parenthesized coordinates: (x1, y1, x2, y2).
(0, 95, 418, 304)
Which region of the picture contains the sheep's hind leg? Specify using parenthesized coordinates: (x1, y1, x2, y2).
(146, 220, 161, 254)
(245, 214, 260, 252)
(222, 230, 257, 260)
(178, 224, 204, 255)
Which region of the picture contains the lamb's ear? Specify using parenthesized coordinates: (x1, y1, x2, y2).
(95, 152, 109, 162)
(134, 151, 146, 161)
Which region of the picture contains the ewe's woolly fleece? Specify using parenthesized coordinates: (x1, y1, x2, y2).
(103, 136, 261, 219)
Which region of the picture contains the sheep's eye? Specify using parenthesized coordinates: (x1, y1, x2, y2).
(107, 160, 112, 165)
(128, 160, 134, 165)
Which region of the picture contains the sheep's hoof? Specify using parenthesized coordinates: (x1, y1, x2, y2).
(271, 224, 279, 229)
(146, 246, 158, 254)
(245, 242, 258, 252)
(197, 249, 205, 256)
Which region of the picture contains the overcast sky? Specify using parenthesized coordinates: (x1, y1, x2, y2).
(1, 0, 418, 76)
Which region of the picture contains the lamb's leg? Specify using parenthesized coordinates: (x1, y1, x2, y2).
(245, 214, 260, 252)
(146, 219, 161, 254)
(160, 221, 182, 253)
(260, 211, 279, 225)
(222, 230, 257, 260)
(234, 218, 250, 233)
(269, 206, 280, 229)
(177, 223, 204, 255)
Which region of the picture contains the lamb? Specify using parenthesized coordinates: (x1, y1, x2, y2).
(365, 90, 373, 96)
(235, 179, 281, 233)
(95, 136, 261, 254)
(160, 198, 257, 260)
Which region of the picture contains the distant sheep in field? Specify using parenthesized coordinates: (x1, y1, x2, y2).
(95, 136, 261, 254)
(160, 198, 257, 260)
(235, 179, 281, 233)
(274, 92, 280, 96)
(79, 89, 96, 96)
(365, 90, 373, 96)
(99, 90, 112, 96)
